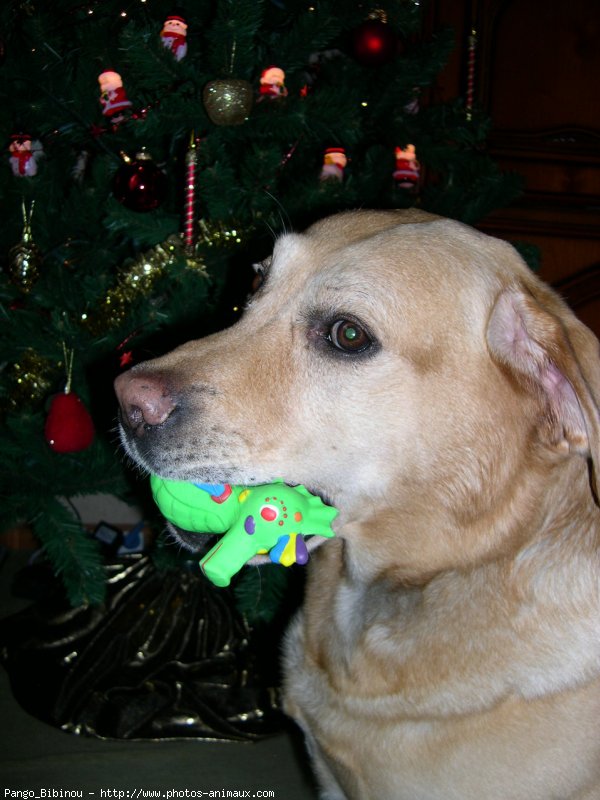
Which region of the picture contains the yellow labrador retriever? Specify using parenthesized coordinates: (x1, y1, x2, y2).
(115, 210, 600, 800)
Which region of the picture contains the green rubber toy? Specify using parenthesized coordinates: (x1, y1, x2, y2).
(150, 476, 337, 587)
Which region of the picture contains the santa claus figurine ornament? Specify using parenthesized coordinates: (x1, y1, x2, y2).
(160, 15, 188, 61)
(259, 66, 288, 99)
(98, 70, 132, 120)
(393, 144, 420, 189)
(320, 147, 347, 182)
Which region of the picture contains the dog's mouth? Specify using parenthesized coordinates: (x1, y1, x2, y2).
(166, 522, 217, 555)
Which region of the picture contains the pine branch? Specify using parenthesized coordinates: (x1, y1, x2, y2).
(32, 498, 107, 606)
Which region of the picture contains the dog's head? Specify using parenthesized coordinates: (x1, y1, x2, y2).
(115, 210, 600, 579)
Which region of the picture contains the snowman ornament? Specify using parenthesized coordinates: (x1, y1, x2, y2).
(9, 134, 44, 177)
(160, 15, 188, 61)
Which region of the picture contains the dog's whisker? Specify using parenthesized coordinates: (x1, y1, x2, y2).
(262, 190, 292, 238)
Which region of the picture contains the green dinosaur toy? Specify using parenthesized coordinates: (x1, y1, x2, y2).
(150, 476, 338, 587)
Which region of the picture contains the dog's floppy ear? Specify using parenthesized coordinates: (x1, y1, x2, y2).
(487, 284, 600, 495)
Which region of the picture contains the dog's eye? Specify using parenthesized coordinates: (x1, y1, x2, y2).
(328, 319, 372, 353)
(251, 259, 270, 293)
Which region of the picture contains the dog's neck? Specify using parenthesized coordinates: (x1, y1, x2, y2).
(333, 452, 599, 588)
(302, 456, 600, 717)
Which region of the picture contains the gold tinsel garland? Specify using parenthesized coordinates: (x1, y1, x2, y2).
(2, 222, 250, 411)
(198, 219, 249, 248)
(2, 349, 58, 411)
(81, 234, 193, 335)
(82, 221, 251, 336)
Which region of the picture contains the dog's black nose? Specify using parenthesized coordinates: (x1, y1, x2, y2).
(114, 370, 176, 434)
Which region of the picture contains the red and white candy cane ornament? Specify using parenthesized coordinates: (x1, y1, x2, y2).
(184, 133, 198, 251)
(466, 27, 477, 121)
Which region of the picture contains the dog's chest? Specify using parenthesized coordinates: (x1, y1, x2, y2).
(284, 607, 600, 800)
(283, 545, 600, 800)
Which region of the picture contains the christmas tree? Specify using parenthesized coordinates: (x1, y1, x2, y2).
(0, 0, 521, 607)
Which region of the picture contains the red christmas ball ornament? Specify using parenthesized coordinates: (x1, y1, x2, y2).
(350, 19, 400, 67)
(45, 391, 95, 453)
(113, 150, 167, 212)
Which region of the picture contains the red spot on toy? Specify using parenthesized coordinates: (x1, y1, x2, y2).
(260, 505, 278, 522)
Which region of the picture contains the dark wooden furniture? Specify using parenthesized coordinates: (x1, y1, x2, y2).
(425, 0, 600, 337)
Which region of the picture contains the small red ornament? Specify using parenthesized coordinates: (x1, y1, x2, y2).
(350, 19, 399, 67)
(119, 350, 134, 368)
(45, 392, 95, 453)
(113, 150, 167, 212)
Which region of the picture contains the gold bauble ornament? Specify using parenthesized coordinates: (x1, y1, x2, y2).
(8, 200, 42, 292)
(203, 79, 254, 126)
